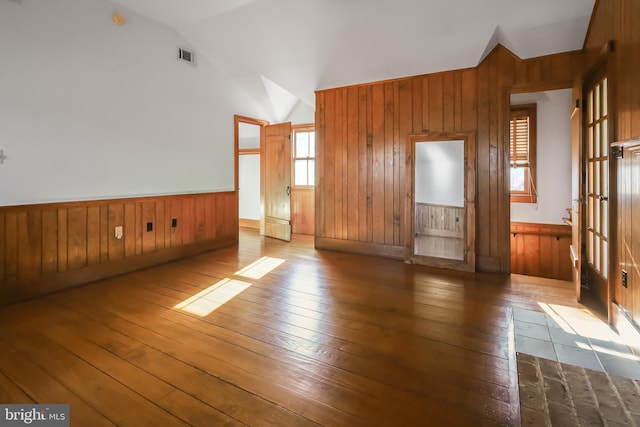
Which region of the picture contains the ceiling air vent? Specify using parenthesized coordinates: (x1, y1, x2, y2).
(178, 48, 195, 65)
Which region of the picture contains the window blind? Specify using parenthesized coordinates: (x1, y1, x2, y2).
(510, 115, 529, 166)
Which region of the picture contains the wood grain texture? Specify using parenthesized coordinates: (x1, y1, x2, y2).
(510, 222, 573, 281)
(291, 188, 315, 236)
(0, 228, 588, 426)
(585, 0, 640, 329)
(0, 192, 238, 305)
(316, 48, 581, 273)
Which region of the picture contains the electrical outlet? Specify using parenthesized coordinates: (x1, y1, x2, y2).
(147, 222, 153, 232)
(114, 226, 123, 240)
(171, 218, 177, 228)
(622, 270, 628, 288)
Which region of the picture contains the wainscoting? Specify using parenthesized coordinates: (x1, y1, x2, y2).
(0, 192, 237, 305)
(510, 222, 572, 281)
(415, 203, 464, 238)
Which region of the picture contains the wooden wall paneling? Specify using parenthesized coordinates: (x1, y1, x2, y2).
(443, 72, 455, 131)
(461, 69, 477, 143)
(108, 204, 125, 261)
(41, 209, 58, 275)
(224, 193, 237, 238)
(358, 86, 368, 242)
(182, 197, 195, 245)
(429, 74, 444, 132)
(99, 205, 109, 264)
(154, 200, 166, 250)
(372, 83, 385, 244)
(393, 81, 401, 246)
(420, 76, 430, 133)
(194, 197, 206, 242)
(86, 206, 100, 266)
(56, 209, 67, 273)
(124, 203, 136, 258)
(398, 81, 412, 249)
(5, 213, 18, 280)
(366, 85, 374, 242)
(0, 213, 4, 281)
(215, 195, 225, 239)
(315, 91, 325, 239)
(67, 207, 87, 271)
(170, 199, 182, 248)
(17, 211, 41, 282)
(142, 201, 156, 253)
(340, 89, 349, 240)
(476, 57, 492, 266)
(412, 76, 423, 133)
(453, 71, 462, 130)
(510, 222, 572, 281)
(384, 82, 395, 245)
(324, 90, 336, 239)
(333, 88, 344, 241)
(346, 87, 359, 241)
(203, 196, 214, 241)
(135, 202, 143, 255)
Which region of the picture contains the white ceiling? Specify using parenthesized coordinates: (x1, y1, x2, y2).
(110, 0, 594, 122)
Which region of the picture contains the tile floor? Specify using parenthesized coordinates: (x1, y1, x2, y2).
(513, 305, 640, 380)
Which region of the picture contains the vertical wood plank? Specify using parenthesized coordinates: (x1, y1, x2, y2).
(57, 209, 68, 273)
(135, 203, 143, 256)
(99, 206, 109, 264)
(324, 90, 336, 239)
(0, 213, 4, 281)
(412, 77, 423, 133)
(398, 80, 413, 248)
(142, 201, 156, 253)
(341, 89, 349, 240)
(366, 86, 374, 242)
(384, 82, 395, 245)
(347, 87, 360, 241)
(194, 197, 205, 242)
(429, 74, 444, 131)
(443, 71, 455, 131)
(86, 206, 100, 266)
(170, 199, 182, 247)
(41, 210, 58, 275)
(372, 83, 385, 244)
(454, 71, 463, 131)
(393, 81, 401, 246)
(334, 88, 344, 240)
(182, 198, 195, 245)
(358, 86, 368, 242)
(421, 76, 430, 132)
(124, 203, 136, 258)
(108, 204, 125, 261)
(17, 211, 42, 282)
(67, 207, 87, 271)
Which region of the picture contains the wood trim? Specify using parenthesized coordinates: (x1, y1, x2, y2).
(239, 218, 260, 229)
(315, 237, 404, 260)
(235, 115, 269, 237)
(239, 148, 260, 155)
(583, 0, 601, 50)
(510, 222, 572, 237)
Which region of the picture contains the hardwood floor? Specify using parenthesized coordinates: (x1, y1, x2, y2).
(0, 228, 582, 426)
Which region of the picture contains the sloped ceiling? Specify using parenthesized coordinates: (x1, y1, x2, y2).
(110, 0, 594, 122)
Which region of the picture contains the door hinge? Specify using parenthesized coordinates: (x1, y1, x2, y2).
(612, 146, 623, 159)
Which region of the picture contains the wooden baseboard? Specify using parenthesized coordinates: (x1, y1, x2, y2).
(315, 237, 404, 260)
(239, 218, 260, 229)
(476, 255, 502, 273)
(0, 235, 236, 306)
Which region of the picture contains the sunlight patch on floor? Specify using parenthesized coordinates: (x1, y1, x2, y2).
(174, 278, 251, 316)
(235, 256, 286, 279)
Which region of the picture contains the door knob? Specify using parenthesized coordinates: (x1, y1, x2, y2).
(599, 195, 608, 202)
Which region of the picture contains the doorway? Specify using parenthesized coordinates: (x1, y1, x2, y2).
(509, 89, 574, 281)
(406, 131, 476, 272)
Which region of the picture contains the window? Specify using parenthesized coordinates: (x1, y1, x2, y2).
(292, 125, 315, 186)
(509, 104, 537, 203)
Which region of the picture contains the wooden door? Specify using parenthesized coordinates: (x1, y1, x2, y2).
(583, 74, 609, 304)
(263, 122, 292, 241)
(571, 80, 583, 301)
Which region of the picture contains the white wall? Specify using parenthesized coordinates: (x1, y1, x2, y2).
(238, 154, 260, 220)
(510, 89, 572, 224)
(415, 140, 464, 207)
(0, 0, 265, 206)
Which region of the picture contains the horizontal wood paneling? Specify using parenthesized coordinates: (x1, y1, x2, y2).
(0, 192, 237, 305)
(510, 222, 572, 281)
(316, 47, 582, 272)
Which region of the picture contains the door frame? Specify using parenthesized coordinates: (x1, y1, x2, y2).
(235, 115, 269, 236)
(405, 130, 476, 272)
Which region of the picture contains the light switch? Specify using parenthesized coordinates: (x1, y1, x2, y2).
(115, 226, 123, 240)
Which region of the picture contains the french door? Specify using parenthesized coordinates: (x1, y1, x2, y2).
(583, 73, 609, 297)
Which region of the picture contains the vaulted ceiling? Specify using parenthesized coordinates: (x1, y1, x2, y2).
(110, 0, 595, 122)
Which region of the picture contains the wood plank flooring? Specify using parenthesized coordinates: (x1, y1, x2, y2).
(0, 229, 582, 426)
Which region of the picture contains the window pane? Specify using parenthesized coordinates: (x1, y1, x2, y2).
(510, 167, 525, 192)
(602, 240, 608, 278)
(296, 132, 309, 158)
(294, 160, 308, 186)
(602, 119, 608, 157)
(587, 230, 593, 263)
(308, 159, 315, 186)
(602, 78, 608, 117)
(594, 123, 600, 158)
(595, 84, 600, 119)
(309, 132, 316, 158)
(588, 127, 593, 159)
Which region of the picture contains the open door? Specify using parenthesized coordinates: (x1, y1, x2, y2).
(263, 122, 292, 241)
